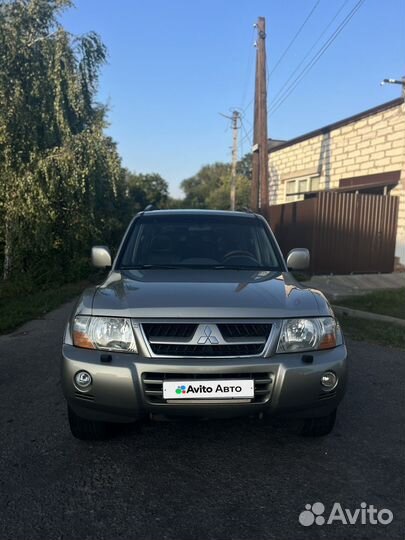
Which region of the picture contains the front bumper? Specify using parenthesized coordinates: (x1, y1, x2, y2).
(61, 343, 347, 423)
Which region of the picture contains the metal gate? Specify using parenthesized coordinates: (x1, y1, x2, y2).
(263, 191, 399, 274)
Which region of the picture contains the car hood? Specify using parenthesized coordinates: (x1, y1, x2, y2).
(87, 269, 331, 319)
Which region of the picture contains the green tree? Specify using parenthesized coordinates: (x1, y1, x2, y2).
(166, 197, 187, 209)
(125, 171, 169, 214)
(0, 0, 126, 283)
(180, 161, 251, 210)
(236, 153, 252, 180)
(181, 163, 230, 208)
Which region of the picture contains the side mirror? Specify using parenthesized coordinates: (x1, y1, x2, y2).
(91, 246, 111, 268)
(286, 248, 310, 271)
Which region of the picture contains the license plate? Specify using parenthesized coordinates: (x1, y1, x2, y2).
(163, 379, 254, 400)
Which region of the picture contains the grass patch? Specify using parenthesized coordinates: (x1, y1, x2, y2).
(338, 315, 405, 350)
(334, 288, 405, 320)
(0, 280, 93, 335)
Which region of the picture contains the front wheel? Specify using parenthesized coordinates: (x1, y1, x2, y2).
(300, 408, 337, 437)
(68, 405, 110, 441)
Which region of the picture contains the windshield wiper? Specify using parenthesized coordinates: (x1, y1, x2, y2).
(121, 264, 185, 269)
(121, 264, 279, 271)
(210, 265, 278, 271)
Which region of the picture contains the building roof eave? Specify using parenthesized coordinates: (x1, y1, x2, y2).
(269, 97, 404, 154)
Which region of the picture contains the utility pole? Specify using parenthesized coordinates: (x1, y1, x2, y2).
(220, 110, 240, 210)
(230, 110, 239, 210)
(251, 51, 260, 211)
(251, 17, 269, 213)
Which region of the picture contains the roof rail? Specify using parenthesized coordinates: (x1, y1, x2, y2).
(144, 204, 158, 211)
(242, 207, 254, 213)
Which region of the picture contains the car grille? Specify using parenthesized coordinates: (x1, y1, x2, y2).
(140, 321, 272, 357)
(217, 323, 271, 340)
(142, 323, 197, 340)
(142, 372, 274, 404)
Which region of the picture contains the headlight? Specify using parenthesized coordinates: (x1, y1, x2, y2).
(72, 316, 137, 352)
(277, 317, 338, 353)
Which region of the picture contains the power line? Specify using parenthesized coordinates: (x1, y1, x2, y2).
(239, 0, 365, 145)
(270, 0, 350, 106)
(270, 0, 366, 113)
(240, 1, 362, 140)
(269, 0, 366, 116)
(239, 114, 248, 157)
(241, 112, 253, 129)
(240, 116, 253, 147)
(242, 0, 321, 117)
(268, 0, 321, 79)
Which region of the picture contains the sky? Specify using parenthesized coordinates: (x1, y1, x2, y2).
(61, 0, 405, 197)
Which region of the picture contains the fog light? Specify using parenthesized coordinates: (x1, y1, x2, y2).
(74, 370, 92, 389)
(321, 371, 337, 390)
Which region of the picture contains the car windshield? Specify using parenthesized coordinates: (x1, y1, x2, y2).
(118, 213, 282, 270)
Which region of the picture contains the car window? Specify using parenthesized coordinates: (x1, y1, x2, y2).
(119, 214, 282, 269)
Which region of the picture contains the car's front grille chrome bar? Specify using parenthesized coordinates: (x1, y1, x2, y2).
(148, 336, 266, 345)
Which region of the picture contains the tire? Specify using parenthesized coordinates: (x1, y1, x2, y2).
(68, 405, 110, 441)
(300, 408, 337, 437)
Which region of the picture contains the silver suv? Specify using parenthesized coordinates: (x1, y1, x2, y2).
(62, 209, 347, 440)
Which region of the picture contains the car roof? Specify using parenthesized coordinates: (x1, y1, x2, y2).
(139, 209, 258, 218)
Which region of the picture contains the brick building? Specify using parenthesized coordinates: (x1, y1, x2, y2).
(268, 98, 405, 266)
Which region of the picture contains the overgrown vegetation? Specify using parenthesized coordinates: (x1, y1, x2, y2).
(0, 0, 126, 287)
(0, 0, 173, 302)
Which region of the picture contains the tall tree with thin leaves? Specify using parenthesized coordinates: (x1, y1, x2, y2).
(0, 0, 125, 283)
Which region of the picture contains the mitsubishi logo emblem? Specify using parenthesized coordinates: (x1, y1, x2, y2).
(197, 325, 219, 345)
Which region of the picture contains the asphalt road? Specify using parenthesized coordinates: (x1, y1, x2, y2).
(0, 302, 404, 540)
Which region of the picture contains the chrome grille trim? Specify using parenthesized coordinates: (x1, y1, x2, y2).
(133, 319, 282, 358)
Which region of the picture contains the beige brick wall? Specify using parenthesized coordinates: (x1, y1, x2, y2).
(268, 101, 405, 264)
